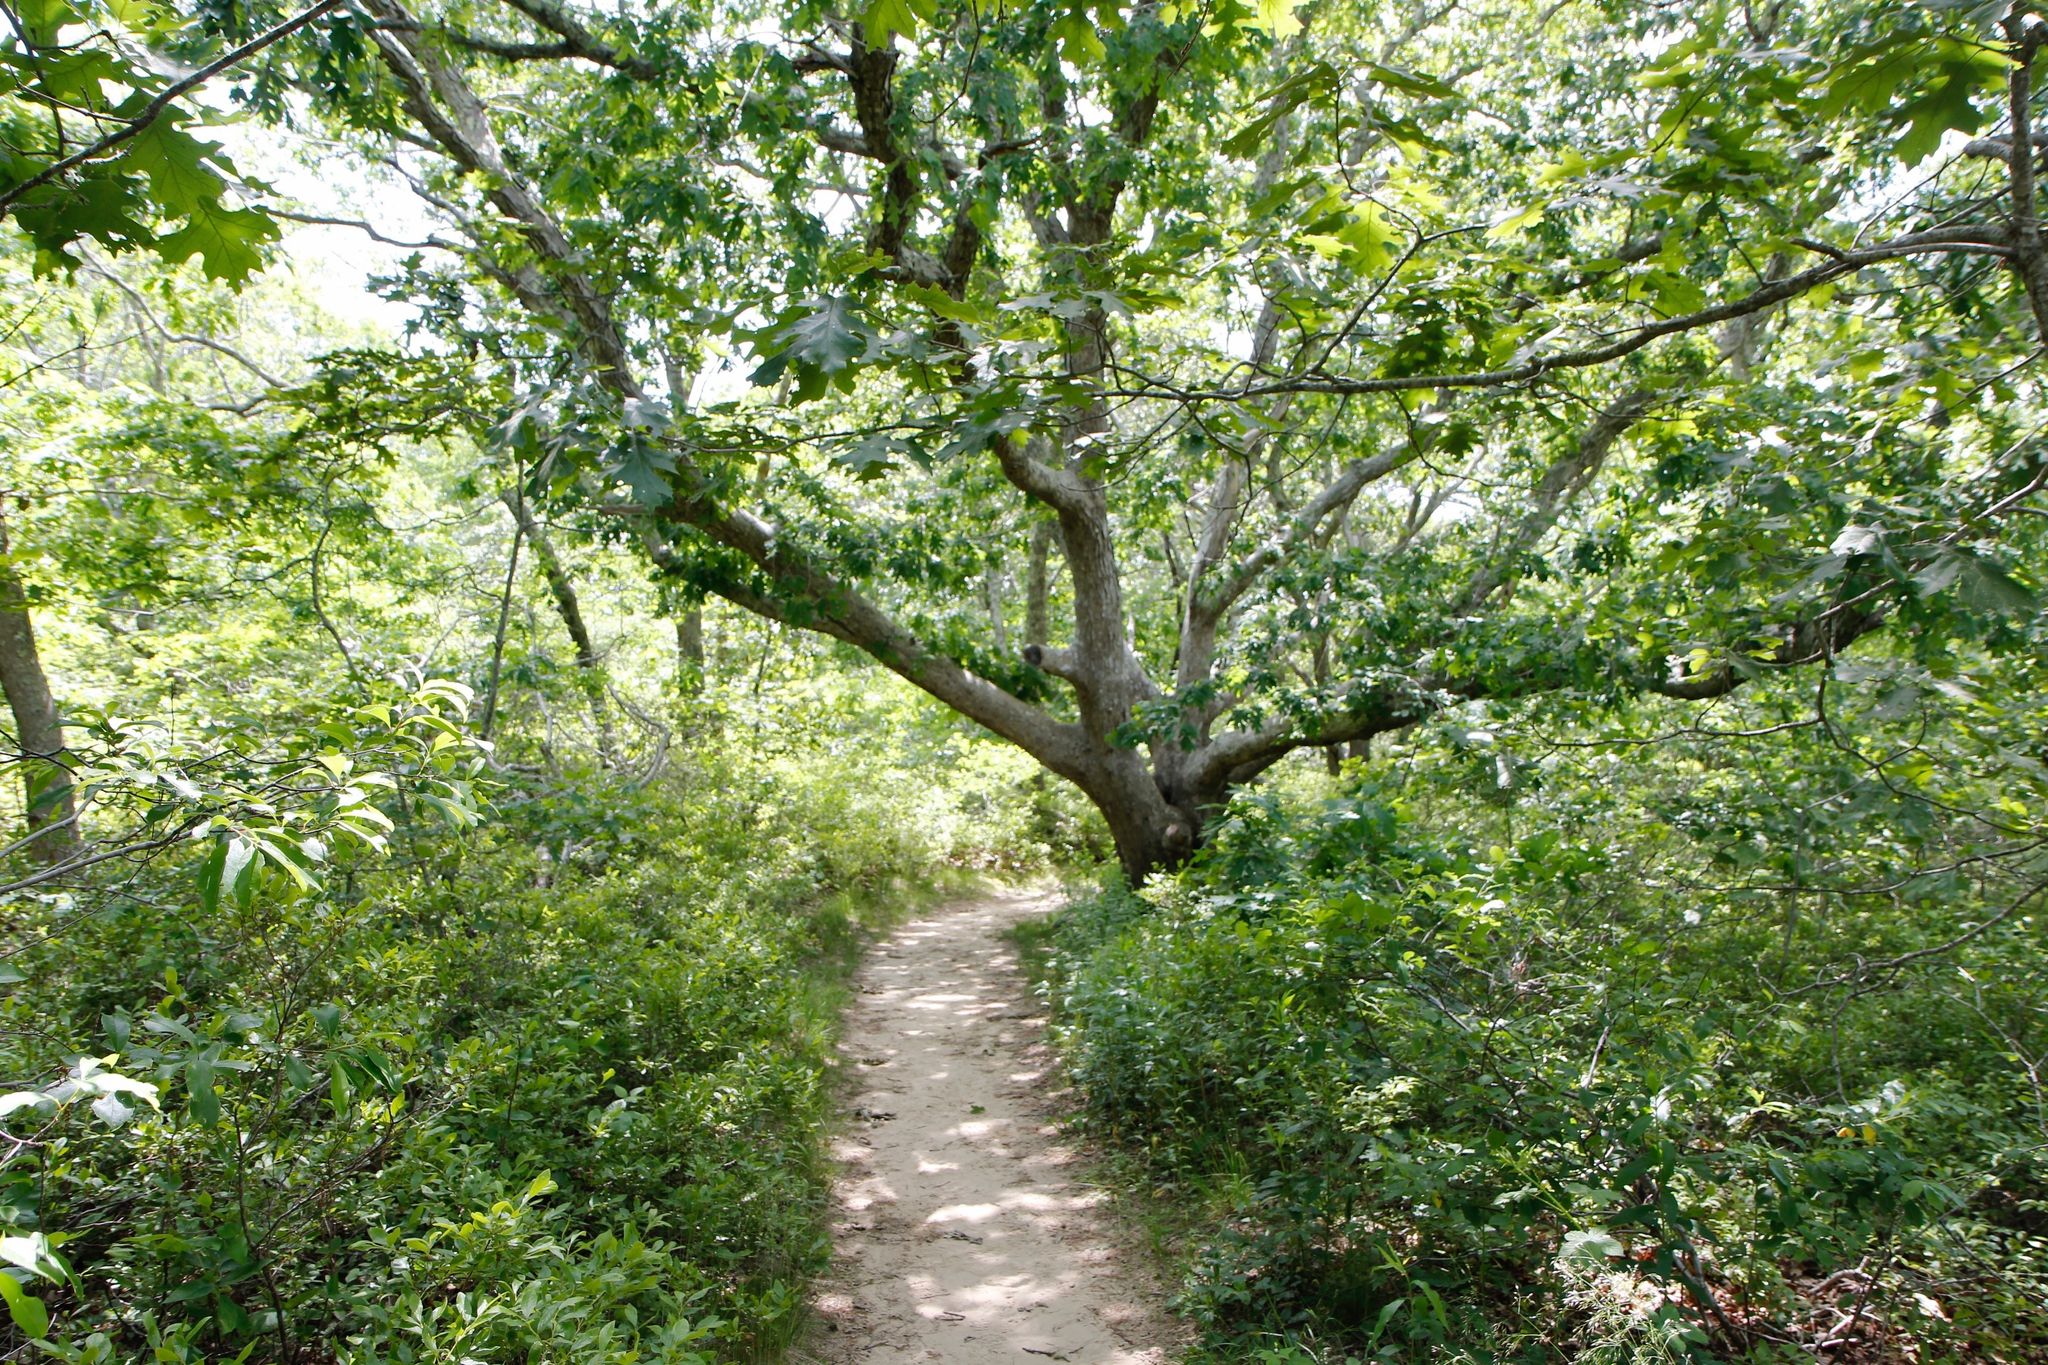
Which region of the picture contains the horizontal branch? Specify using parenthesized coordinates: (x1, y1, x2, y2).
(1021, 642, 1082, 681)
(490, 0, 660, 78)
(1107, 226, 2014, 405)
(1190, 599, 1892, 790)
(268, 208, 453, 251)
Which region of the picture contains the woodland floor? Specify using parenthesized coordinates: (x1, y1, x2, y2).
(800, 888, 1185, 1365)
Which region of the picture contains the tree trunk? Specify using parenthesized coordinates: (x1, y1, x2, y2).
(0, 512, 78, 863)
(675, 607, 704, 695)
(479, 515, 524, 741)
(1070, 756, 1198, 886)
(499, 491, 615, 764)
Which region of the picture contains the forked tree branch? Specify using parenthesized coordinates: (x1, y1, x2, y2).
(360, 0, 1081, 770)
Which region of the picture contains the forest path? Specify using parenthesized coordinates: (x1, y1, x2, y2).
(801, 888, 1182, 1365)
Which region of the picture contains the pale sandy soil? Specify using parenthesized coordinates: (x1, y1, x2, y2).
(798, 888, 1185, 1365)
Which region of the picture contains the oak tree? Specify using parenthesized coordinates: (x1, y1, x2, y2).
(210, 0, 2048, 877)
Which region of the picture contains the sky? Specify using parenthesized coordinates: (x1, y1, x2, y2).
(214, 113, 428, 334)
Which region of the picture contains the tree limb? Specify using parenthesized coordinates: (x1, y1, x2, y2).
(0, 0, 346, 219)
(1107, 226, 2014, 404)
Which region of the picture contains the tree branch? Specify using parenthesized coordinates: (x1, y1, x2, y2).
(484, 0, 661, 78)
(1108, 226, 2014, 404)
(1190, 599, 1892, 791)
(363, 0, 638, 390)
(1456, 387, 1654, 612)
(2001, 7, 2048, 343)
(0, 0, 345, 219)
(366, 1, 1082, 776)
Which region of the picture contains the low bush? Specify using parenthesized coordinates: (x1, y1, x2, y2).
(0, 737, 981, 1362)
(1037, 763, 2048, 1363)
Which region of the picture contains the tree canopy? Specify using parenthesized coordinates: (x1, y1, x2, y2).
(12, 0, 2046, 878)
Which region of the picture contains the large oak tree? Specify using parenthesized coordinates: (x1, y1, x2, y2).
(36, 0, 2045, 880)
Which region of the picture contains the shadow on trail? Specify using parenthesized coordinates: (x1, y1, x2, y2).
(805, 891, 1179, 1365)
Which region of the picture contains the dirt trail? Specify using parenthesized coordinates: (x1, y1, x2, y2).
(803, 888, 1181, 1365)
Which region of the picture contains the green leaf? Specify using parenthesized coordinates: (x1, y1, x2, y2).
(861, 0, 933, 44)
(122, 120, 227, 218)
(1364, 61, 1458, 100)
(1954, 552, 2036, 615)
(1223, 62, 1339, 158)
(1558, 1228, 1625, 1263)
(0, 1234, 63, 1285)
(90, 1092, 134, 1126)
(0, 1271, 50, 1341)
(609, 435, 677, 505)
(1346, 201, 1401, 274)
(901, 282, 982, 323)
(1304, 200, 1403, 273)
(1486, 202, 1546, 241)
(1051, 12, 1106, 64)
(38, 48, 120, 106)
(201, 835, 260, 911)
(1249, 0, 1303, 38)
(155, 199, 278, 285)
(9, 174, 153, 261)
(752, 295, 874, 404)
(196, 836, 227, 914)
(186, 1053, 220, 1128)
(1897, 78, 1981, 164)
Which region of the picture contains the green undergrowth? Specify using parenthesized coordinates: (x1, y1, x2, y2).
(1028, 751, 2048, 1364)
(0, 745, 999, 1363)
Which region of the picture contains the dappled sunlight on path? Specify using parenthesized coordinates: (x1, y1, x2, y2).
(803, 890, 1180, 1364)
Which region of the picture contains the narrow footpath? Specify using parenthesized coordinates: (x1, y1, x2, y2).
(803, 889, 1181, 1365)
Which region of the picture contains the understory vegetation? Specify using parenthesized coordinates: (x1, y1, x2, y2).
(0, 240, 1096, 1361)
(1032, 699, 2048, 1363)
(2, 714, 1081, 1362)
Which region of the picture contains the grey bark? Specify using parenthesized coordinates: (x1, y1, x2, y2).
(676, 607, 704, 695)
(0, 512, 78, 862)
(499, 491, 615, 763)
(1024, 520, 1054, 647)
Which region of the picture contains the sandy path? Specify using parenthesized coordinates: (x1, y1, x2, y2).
(802, 888, 1181, 1365)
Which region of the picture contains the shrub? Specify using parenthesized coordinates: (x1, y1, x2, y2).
(1038, 773, 2048, 1362)
(0, 735, 963, 1361)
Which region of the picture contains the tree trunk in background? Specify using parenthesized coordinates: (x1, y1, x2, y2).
(0, 512, 78, 863)
(675, 607, 704, 695)
(1024, 520, 1053, 647)
(499, 492, 616, 764)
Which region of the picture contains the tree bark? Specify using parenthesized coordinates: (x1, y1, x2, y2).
(499, 491, 615, 764)
(479, 514, 524, 742)
(0, 512, 78, 863)
(675, 607, 704, 695)
(1024, 519, 1054, 647)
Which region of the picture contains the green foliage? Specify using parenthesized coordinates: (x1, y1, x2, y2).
(1036, 707, 2048, 1362)
(0, 731, 992, 1360)
(0, 0, 288, 279)
(9, 2, 2048, 1361)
